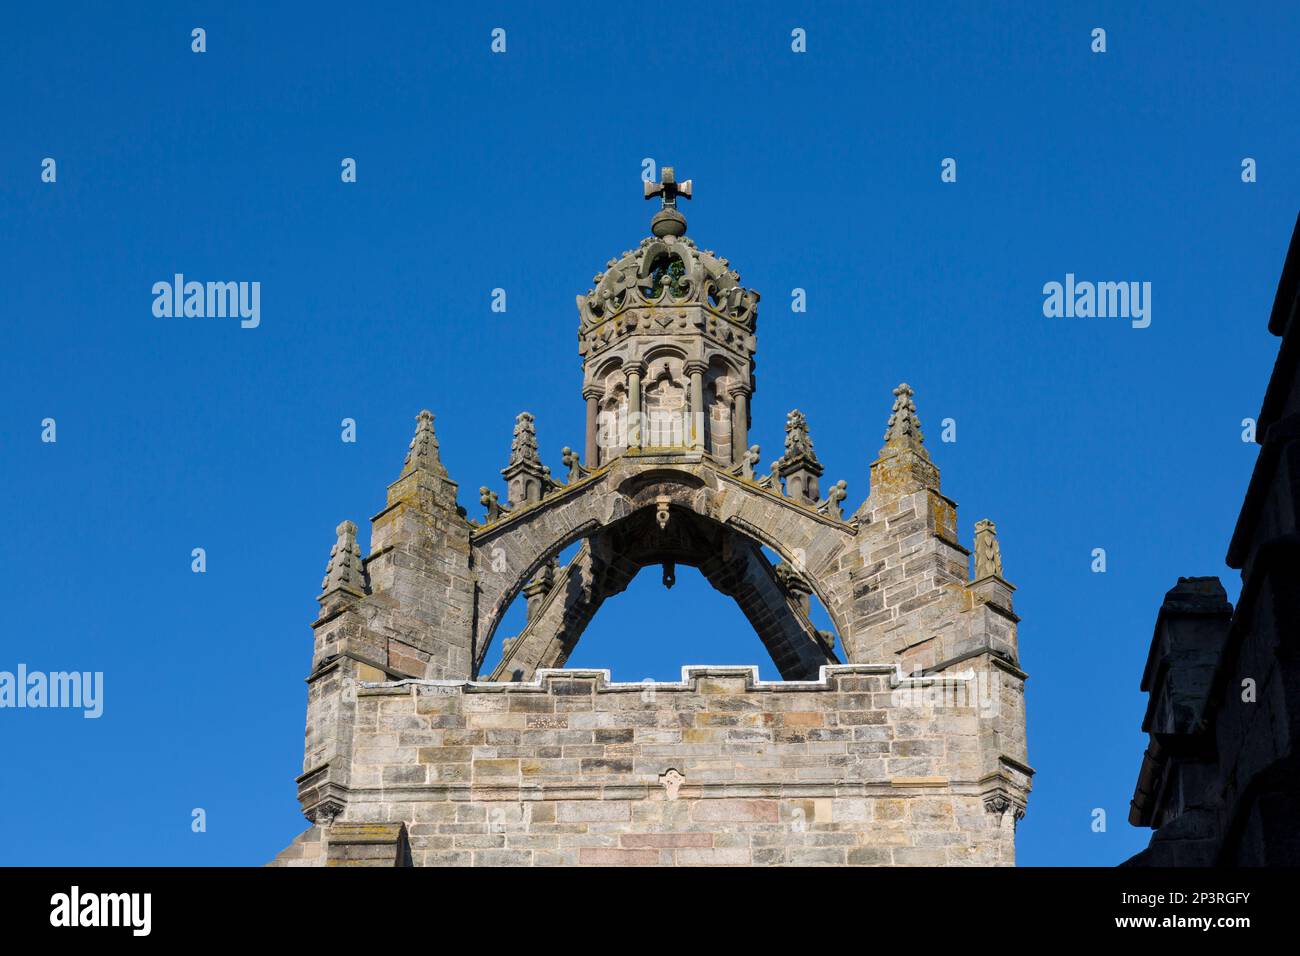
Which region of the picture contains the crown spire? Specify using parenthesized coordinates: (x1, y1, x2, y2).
(400, 410, 448, 478)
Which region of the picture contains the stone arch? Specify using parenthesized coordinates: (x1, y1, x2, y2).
(469, 458, 859, 678)
(642, 343, 688, 365)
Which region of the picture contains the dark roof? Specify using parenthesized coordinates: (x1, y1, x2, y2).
(1269, 211, 1300, 336)
(1227, 212, 1300, 568)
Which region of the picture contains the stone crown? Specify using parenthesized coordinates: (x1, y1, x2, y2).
(577, 234, 759, 331)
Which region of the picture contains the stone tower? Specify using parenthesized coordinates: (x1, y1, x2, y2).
(271, 169, 1033, 867)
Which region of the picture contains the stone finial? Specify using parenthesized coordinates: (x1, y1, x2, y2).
(480, 486, 507, 523)
(502, 412, 548, 508)
(777, 409, 824, 505)
(561, 447, 588, 483)
(882, 383, 926, 450)
(974, 519, 1003, 580)
(740, 444, 761, 481)
(508, 412, 541, 467)
(321, 520, 368, 597)
(400, 410, 449, 478)
(822, 479, 848, 520)
(782, 410, 820, 464)
(767, 459, 784, 495)
(859, 382, 942, 514)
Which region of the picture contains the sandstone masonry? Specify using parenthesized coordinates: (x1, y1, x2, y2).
(270, 169, 1033, 867)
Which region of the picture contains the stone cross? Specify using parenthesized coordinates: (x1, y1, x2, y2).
(644, 166, 692, 209)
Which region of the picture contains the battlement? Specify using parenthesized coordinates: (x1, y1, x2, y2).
(275, 659, 1029, 866)
(360, 663, 972, 695)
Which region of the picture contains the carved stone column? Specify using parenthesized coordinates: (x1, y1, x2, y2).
(686, 360, 706, 451)
(730, 384, 751, 465)
(626, 364, 643, 449)
(583, 385, 600, 467)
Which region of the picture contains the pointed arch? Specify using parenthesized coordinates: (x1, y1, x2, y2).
(469, 457, 859, 679)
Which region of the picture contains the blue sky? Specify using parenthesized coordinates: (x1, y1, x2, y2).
(2, 2, 1297, 866)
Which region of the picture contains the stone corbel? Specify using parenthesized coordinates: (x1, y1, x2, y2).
(982, 792, 1026, 828)
(981, 777, 1028, 829)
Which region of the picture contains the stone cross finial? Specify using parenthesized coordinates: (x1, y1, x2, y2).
(645, 166, 692, 237)
(883, 383, 925, 447)
(974, 519, 1003, 580)
(321, 520, 368, 596)
(644, 166, 692, 209)
(401, 409, 449, 478)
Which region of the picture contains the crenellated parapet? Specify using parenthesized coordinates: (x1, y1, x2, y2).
(277, 664, 1028, 866)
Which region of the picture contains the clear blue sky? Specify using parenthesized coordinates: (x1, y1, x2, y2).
(3, 2, 1297, 866)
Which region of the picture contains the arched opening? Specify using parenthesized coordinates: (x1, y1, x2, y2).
(564, 565, 782, 680)
(761, 544, 841, 659)
(476, 495, 841, 683)
(478, 539, 583, 679)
